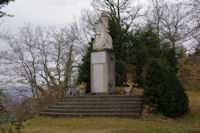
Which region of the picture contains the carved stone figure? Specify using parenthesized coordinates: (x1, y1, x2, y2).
(93, 11, 113, 51)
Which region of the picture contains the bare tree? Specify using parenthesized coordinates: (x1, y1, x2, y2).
(148, 0, 194, 51)
(146, 0, 166, 36)
(79, 9, 98, 48)
(2, 24, 81, 104)
(91, 0, 145, 29)
(189, 0, 200, 53)
(191, 0, 200, 26)
(75, 0, 145, 55)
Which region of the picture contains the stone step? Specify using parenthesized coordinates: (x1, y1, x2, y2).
(44, 108, 142, 113)
(40, 95, 144, 118)
(40, 112, 140, 118)
(49, 106, 143, 110)
(60, 98, 143, 102)
(62, 95, 143, 99)
(55, 102, 142, 106)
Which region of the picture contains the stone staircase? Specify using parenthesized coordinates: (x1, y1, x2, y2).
(40, 95, 143, 118)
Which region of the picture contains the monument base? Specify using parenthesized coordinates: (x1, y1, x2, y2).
(91, 50, 115, 94)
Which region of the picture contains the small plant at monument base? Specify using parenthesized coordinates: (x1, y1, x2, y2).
(78, 82, 87, 96)
(123, 80, 138, 95)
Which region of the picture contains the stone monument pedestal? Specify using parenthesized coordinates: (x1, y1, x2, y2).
(91, 50, 115, 94)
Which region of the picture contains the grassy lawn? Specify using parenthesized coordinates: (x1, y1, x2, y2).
(22, 90, 200, 133)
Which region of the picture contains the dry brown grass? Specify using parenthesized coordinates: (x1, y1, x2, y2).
(187, 90, 200, 112)
(178, 64, 200, 90)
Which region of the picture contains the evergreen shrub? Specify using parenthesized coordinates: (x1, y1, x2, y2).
(144, 59, 189, 117)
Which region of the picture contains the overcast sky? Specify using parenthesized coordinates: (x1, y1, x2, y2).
(2, 0, 90, 29)
(0, 0, 91, 49)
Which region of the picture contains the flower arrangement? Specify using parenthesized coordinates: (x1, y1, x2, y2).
(123, 80, 138, 88)
(78, 82, 87, 89)
(123, 80, 138, 95)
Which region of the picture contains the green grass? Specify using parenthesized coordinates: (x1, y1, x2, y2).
(22, 90, 200, 133)
(22, 117, 200, 133)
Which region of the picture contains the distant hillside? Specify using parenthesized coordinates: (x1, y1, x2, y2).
(2, 86, 33, 100)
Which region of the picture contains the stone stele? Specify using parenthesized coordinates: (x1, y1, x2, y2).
(93, 11, 113, 51)
(91, 51, 115, 94)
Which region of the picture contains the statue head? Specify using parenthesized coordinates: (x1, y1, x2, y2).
(101, 11, 107, 17)
(100, 11, 109, 28)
